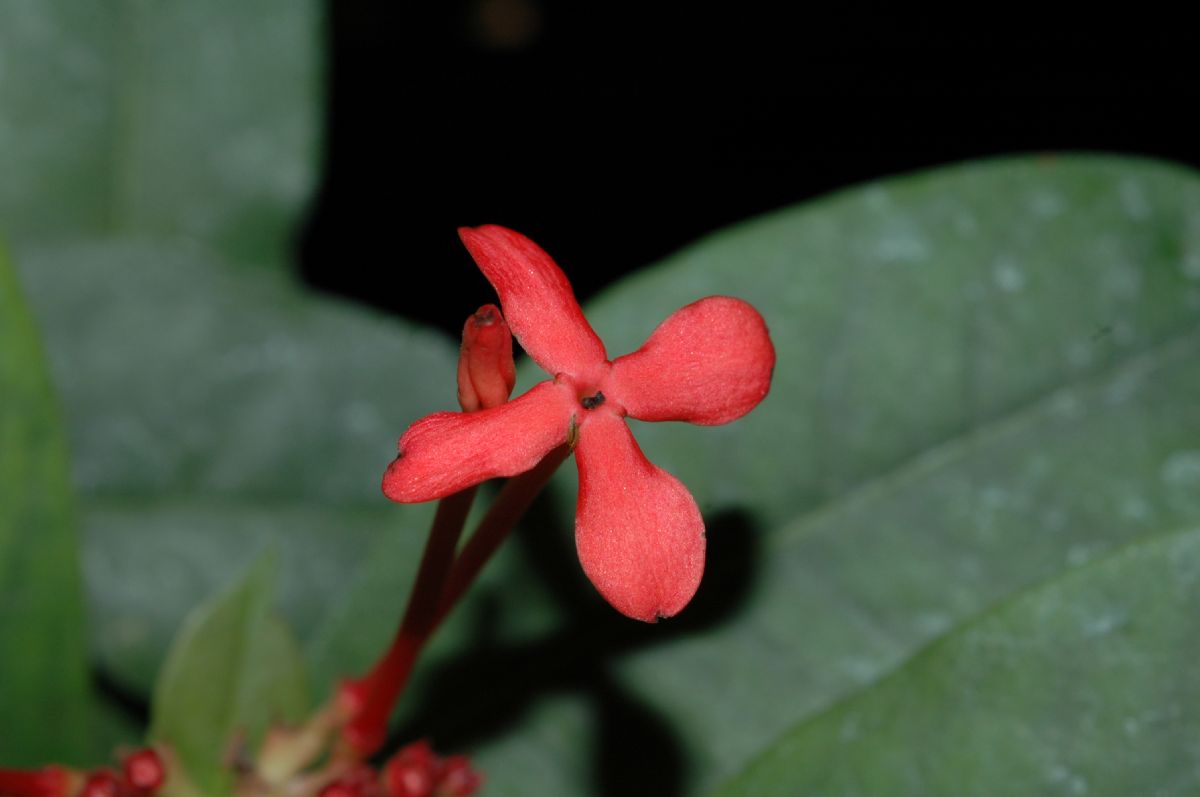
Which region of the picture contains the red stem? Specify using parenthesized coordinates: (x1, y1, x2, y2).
(433, 445, 570, 629)
(339, 444, 570, 756)
(340, 487, 476, 754)
(0, 767, 70, 797)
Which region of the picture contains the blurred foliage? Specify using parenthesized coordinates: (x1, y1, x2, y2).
(0, 244, 91, 764)
(2, 3, 1200, 796)
(150, 555, 308, 795)
(0, 0, 318, 268)
(17, 239, 456, 695)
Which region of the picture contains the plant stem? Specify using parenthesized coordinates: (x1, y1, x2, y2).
(0, 767, 71, 797)
(340, 486, 477, 755)
(339, 444, 570, 757)
(434, 445, 570, 629)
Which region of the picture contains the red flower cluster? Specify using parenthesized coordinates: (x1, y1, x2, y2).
(383, 226, 775, 621)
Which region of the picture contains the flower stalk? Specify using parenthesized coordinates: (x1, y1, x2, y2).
(339, 305, 519, 756)
(338, 487, 476, 755)
(433, 443, 570, 627)
(0, 767, 72, 797)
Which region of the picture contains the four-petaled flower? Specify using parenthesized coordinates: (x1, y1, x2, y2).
(383, 226, 775, 621)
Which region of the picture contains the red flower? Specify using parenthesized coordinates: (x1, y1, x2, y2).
(383, 226, 775, 621)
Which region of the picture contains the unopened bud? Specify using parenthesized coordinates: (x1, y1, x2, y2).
(435, 755, 482, 797)
(121, 748, 164, 793)
(456, 304, 516, 412)
(383, 739, 438, 797)
(79, 771, 121, 797)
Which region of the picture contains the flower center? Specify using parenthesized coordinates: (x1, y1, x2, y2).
(580, 391, 605, 410)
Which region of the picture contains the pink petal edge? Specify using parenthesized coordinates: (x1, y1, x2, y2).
(383, 380, 573, 503)
(574, 411, 705, 622)
(458, 225, 607, 377)
(609, 296, 775, 425)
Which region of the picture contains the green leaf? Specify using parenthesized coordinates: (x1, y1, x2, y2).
(443, 156, 1200, 794)
(15, 238, 457, 695)
(580, 156, 1200, 531)
(714, 526, 1200, 796)
(0, 242, 91, 764)
(150, 554, 308, 796)
(0, 0, 319, 267)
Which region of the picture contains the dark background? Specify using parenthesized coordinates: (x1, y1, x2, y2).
(298, 2, 1198, 338)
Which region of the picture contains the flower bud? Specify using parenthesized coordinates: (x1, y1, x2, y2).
(383, 739, 437, 797)
(79, 771, 121, 797)
(456, 304, 516, 412)
(121, 748, 165, 793)
(434, 755, 482, 797)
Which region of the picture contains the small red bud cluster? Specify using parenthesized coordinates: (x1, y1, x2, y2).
(382, 740, 481, 797)
(314, 741, 481, 797)
(1, 749, 165, 797)
(80, 748, 165, 797)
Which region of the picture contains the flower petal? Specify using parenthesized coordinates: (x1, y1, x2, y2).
(459, 225, 607, 376)
(383, 380, 573, 502)
(609, 296, 775, 425)
(574, 411, 705, 621)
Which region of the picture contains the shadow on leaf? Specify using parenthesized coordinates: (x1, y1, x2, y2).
(391, 491, 763, 797)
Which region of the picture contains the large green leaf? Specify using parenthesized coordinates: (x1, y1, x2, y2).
(0, 243, 91, 764)
(407, 157, 1200, 794)
(16, 239, 457, 694)
(150, 554, 308, 796)
(0, 0, 319, 267)
(580, 156, 1200, 531)
(715, 525, 1200, 796)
